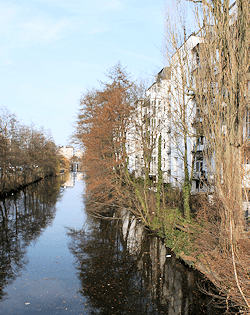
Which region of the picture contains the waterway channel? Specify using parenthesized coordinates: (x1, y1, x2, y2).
(0, 173, 226, 314)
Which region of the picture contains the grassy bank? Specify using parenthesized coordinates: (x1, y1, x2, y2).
(140, 188, 250, 314)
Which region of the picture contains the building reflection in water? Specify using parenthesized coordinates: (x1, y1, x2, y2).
(68, 208, 225, 315)
(63, 172, 84, 188)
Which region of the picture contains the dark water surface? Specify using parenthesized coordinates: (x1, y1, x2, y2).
(0, 174, 225, 315)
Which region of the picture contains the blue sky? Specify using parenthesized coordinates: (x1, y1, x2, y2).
(0, 0, 169, 146)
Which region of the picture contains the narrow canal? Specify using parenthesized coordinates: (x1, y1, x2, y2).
(0, 173, 225, 315)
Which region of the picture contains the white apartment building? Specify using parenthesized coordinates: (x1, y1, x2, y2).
(127, 2, 249, 196)
(59, 146, 74, 160)
(127, 67, 171, 183)
(170, 35, 206, 191)
(75, 149, 83, 159)
(59, 146, 84, 160)
(146, 67, 171, 183)
(127, 35, 205, 191)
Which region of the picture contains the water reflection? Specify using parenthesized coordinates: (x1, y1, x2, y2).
(63, 172, 84, 188)
(0, 174, 226, 314)
(0, 176, 66, 302)
(68, 219, 159, 314)
(68, 209, 225, 315)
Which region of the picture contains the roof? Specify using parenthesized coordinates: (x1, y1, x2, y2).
(146, 66, 171, 92)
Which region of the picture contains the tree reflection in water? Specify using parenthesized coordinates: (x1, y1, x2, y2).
(68, 209, 225, 315)
(0, 176, 65, 301)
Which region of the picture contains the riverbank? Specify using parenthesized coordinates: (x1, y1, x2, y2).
(86, 185, 248, 314)
(0, 176, 226, 314)
(140, 191, 249, 314)
(0, 176, 43, 199)
(0, 172, 67, 199)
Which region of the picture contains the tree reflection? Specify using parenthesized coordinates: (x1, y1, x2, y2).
(0, 176, 66, 301)
(68, 210, 225, 315)
(68, 217, 162, 315)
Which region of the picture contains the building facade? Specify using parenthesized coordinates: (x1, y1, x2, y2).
(127, 2, 249, 197)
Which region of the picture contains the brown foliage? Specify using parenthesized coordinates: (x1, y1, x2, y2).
(0, 107, 60, 194)
(189, 0, 250, 310)
(194, 194, 250, 313)
(73, 63, 137, 211)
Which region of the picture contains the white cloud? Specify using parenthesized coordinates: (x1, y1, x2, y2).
(0, 2, 73, 47)
(0, 0, 127, 52)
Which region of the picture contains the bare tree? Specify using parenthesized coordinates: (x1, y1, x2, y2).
(73, 63, 137, 212)
(164, 1, 203, 220)
(125, 68, 174, 222)
(0, 107, 60, 194)
(189, 0, 250, 310)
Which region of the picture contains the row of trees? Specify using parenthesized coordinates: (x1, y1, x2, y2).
(0, 107, 61, 194)
(74, 0, 250, 311)
(73, 64, 139, 210)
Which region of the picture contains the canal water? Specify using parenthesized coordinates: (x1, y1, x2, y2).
(0, 173, 225, 315)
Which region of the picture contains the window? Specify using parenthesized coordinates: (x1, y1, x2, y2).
(174, 157, 178, 172)
(196, 180, 203, 190)
(195, 151, 204, 177)
(196, 180, 199, 190)
(196, 52, 200, 67)
(199, 136, 204, 145)
(196, 161, 203, 172)
(196, 106, 201, 118)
